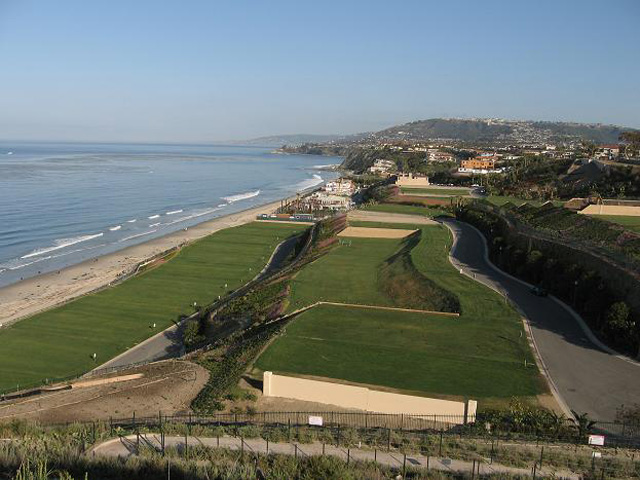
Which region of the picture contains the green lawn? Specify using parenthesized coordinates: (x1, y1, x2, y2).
(590, 214, 640, 233)
(400, 187, 470, 196)
(362, 203, 450, 218)
(257, 221, 543, 402)
(0, 222, 305, 393)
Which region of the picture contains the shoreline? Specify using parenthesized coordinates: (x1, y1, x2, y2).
(0, 197, 292, 328)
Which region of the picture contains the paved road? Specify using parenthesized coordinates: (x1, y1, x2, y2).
(95, 234, 302, 371)
(442, 219, 640, 421)
(90, 434, 579, 479)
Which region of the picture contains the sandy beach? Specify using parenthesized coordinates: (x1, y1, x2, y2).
(0, 199, 288, 327)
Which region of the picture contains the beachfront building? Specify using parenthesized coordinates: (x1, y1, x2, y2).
(308, 191, 354, 211)
(395, 172, 430, 187)
(324, 178, 356, 196)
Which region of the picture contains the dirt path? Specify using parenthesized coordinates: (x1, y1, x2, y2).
(90, 433, 580, 479)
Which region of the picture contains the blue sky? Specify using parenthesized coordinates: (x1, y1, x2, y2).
(0, 0, 638, 142)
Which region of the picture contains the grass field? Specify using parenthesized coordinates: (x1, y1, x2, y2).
(362, 203, 450, 218)
(591, 214, 640, 233)
(400, 187, 470, 196)
(257, 220, 543, 403)
(0, 222, 305, 392)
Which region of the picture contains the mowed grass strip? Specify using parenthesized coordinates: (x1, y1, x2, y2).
(287, 237, 402, 311)
(0, 222, 305, 392)
(590, 214, 640, 233)
(256, 304, 537, 398)
(258, 217, 543, 401)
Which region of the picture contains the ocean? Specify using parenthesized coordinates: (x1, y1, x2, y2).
(0, 142, 340, 288)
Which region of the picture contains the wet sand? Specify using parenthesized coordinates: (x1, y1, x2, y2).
(0, 199, 287, 327)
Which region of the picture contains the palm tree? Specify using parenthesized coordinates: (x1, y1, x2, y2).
(571, 411, 597, 439)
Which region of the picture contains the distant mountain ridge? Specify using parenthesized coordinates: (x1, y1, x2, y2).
(368, 118, 635, 144)
(234, 118, 637, 148)
(229, 134, 348, 147)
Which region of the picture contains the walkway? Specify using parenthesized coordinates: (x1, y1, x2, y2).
(91, 434, 579, 479)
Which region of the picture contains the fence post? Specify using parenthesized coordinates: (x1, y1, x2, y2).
(539, 446, 544, 468)
(92, 421, 96, 444)
(387, 428, 391, 451)
(109, 416, 113, 436)
(337, 423, 341, 446)
(323, 443, 325, 456)
(532, 461, 537, 480)
(347, 448, 350, 465)
(490, 439, 494, 464)
(374, 448, 377, 462)
(471, 459, 476, 480)
(403, 453, 406, 477)
(185, 432, 188, 458)
(294, 443, 298, 459)
(439, 429, 443, 456)
(288, 419, 291, 440)
(132, 411, 136, 431)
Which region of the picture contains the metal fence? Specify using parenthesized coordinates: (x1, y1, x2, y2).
(97, 411, 640, 449)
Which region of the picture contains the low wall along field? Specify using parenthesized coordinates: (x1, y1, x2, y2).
(263, 371, 477, 423)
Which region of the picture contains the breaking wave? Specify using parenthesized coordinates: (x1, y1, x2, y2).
(148, 214, 160, 219)
(20, 233, 104, 259)
(166, 209, 183, 215)
(120, 230, 157, 242)
(295, 174, 324, 192)
(109, 225, 122, 231)
(222, 190, 260, 203)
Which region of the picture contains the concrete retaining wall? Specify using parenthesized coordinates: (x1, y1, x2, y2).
(263, 372, 476, 423)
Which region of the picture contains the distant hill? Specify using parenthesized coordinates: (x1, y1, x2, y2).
(369, 118, 635, 144)
(229, 134, 348, 147)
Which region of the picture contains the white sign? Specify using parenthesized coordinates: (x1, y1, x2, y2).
(588, 434, 605, 446)
(308, 415, 323, 426)
(592, 452, 602, 458)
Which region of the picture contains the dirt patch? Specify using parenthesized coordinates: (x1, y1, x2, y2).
(0, 360, 208, 424)
(348, 210, 438, 225)
(338, 226, 416, 239)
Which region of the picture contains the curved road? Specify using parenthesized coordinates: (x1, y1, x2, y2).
(443, 219, 640, 422)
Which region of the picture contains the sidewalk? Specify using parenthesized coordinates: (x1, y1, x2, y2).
(91, 434, 580, 479)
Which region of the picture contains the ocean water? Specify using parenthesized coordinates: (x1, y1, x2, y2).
(0, 142, 340, 288)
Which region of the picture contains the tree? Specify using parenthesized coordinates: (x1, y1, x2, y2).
(606, 301, 631, 334)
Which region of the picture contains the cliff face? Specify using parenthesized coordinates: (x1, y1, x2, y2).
(340, 147, 381, 172)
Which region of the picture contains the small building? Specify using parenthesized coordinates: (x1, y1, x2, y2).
(396, 172, 430, 187)
(460, 157, 496, 170)
(369, 159, 395, 174)
(426, 149, 455, 163)
(597, 144, 621, 160)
